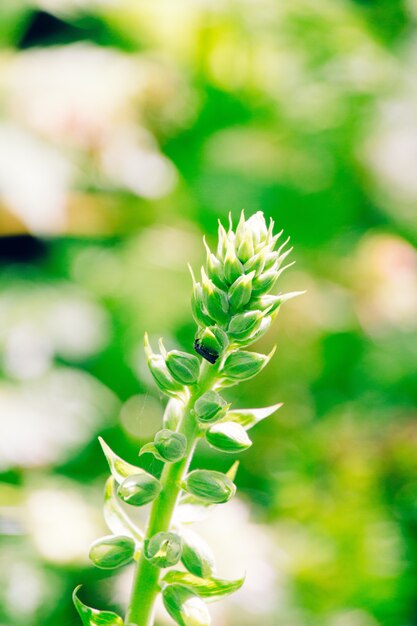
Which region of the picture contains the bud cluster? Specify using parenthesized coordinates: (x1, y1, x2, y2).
(192, 211, 298, 364)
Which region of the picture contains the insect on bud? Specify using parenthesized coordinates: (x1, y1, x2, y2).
(194, 391, 228, 424)
(162, 584, 211, 626)
(194, 326, 229, 364)
(89, 535, 135, 570)
(144, 532, 183, 568)
(205, 422, 252, 453)
(166, 350, 200, 385)
(118, 472, 161, 506)
(182, 469, 236, 504)
(140, 429, 187, 463)
(221, 348, 275, 381)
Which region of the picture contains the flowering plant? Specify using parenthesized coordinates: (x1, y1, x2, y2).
(73, 211, 300, 626)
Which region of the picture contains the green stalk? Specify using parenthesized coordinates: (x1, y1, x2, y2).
(125, 360, 218, 626)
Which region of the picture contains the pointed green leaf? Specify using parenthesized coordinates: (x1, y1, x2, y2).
(99, 437, 150, 486)
(162, 571, 244, 602)
(103, 477, 143, 542)
(225, 403, 283, 430)
(225, 461, 240, 482)
(73, 586, 124, 626)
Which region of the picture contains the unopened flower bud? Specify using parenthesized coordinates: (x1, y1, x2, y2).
(204, 238, 225, 288)
(251, 268, 279, 296)
(118, 473, 161, 506)
(182, 469, 236, 503)
(144, 334, 184, 396)
(243, 251, 267, 276)
(193, 326, 229, 364)
(166, 350, 200, 385)
(201, 269, 229, 325)
(245, 211, 269, 248)
(140, 429, 187, 463)
(236, 229, 254, 263)
(162, 584, 211, 626)
(89, 535, 135, 570)
(194, 391, 228, 424)
(221, 349, 274, 381)
(223, 242, 243, 284)
(227, 310, 264, 341)
(205, 422, 252, 453)
(145, 532, 182, 568)
(180, 529, 216, 579)
(228, 271, 255, 311)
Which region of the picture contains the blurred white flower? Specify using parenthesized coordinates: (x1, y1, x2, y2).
(0, 368, 119, 470)
(0, 124, 72, 233)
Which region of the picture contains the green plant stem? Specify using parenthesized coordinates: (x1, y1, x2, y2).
(125, 360, 218, 626)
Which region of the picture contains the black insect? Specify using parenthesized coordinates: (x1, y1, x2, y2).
(194, 338, 219, 364)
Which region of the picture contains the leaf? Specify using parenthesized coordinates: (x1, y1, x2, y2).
(162, 571, 244, 602)
(226, 461, 240, 482)
(225, 403, 283, 430)
(99, 437, 151, 485)
(103, 477, 143, 542)
(73, 586, 124, 626)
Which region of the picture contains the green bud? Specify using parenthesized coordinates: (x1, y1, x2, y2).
(216, 220, 229, 259)
(223, 242, 244, 285)
(189, 265, 215, 327)
(203, 237, 225, 289)
(182, 469, 236, 504)
(194, 326, 229, 364)
(227, 310, 264, 341)
(246, 211, 269, 248)
(221, 348, 275, 381)
(166, 350, 200, 385)
(144, 532, 182, 568)
(243, 251, 266, 276)
(201, 268, 229, 325)
(140, 429, 187, 463)
(245, 316, 272, 343)
(236, 229, 254, 264)
(144, 334, 184, 396)
(194, 391, 228, 424)
(163, 398, 184, 430)
(205, 422, 252, 453)
(251, 268, 279, 295)
(180, 529, 216, 579)
(228, 271, 255, 311)
(89, 534, 135, 570)
(118, 472, 161, 506)
(162, 584, 211, 626)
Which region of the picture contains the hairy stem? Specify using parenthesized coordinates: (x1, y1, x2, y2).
(125, 360, 218, 626)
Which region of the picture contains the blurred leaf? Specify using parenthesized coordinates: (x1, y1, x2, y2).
(162, 571, 244, 601)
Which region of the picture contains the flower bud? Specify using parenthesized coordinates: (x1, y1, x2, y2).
(221, 349, 274, 381)
(251, 268, 279, 296)
(223, 242, 243, 284)
(204, 238, 225, 288)
(162, 584, 211, 626)
(245, 211, 269, 247)
(89, 534, 135, 570)
(227, 310, 264, 341)
(180, 529, 216, 579)
(243, 250, 267, 275)
(144, 532, 182, 568)
(228, 271, 255, 311)
(236, 229, 254, 264)
(205, 422, 252, 453)
(163, 398, 184, 430)
(182, 469, 236, 503)
(118, 473, 161, 506)
(166, 350, 200, 385)
(201, 269, 229, 325)
(193, 326, 229, 364)
(140, 429, 187, 463)
(144, 334, 184, 396)
(194, 391, 228, 424)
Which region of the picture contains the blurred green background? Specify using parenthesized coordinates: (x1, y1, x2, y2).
(1, 1, 417, 625)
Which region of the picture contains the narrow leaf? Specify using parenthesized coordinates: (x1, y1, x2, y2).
(225, 403, 283, 430)
(73, 586, 124, 626)
(162, 571, 244, 601)
(99, 437, 150, 485)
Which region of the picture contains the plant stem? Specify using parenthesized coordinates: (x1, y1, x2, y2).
(125, 360, 218, 626)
